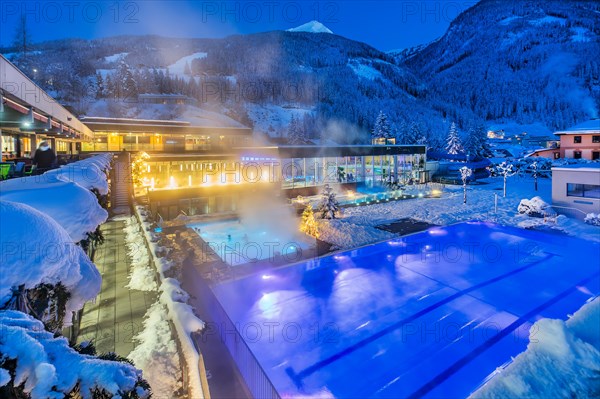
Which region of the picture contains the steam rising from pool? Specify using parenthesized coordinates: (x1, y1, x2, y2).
(236, 190, 299, 246)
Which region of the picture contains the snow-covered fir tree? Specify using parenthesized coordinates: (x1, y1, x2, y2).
(463, 123, 489, 159)
(300, 204, 320, 238)
(287, 115, 307, 144)
(95, 72, 104, 99)
(372, 111, 392, 143)
(318, 184, 340, 219)
(445, 122, 464, 155)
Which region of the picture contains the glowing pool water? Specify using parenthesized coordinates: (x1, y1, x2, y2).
(211, 221, 600, 398)
(189, 219, 312, 266)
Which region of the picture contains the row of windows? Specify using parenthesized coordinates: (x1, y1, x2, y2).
(567, 183, 600, 199)
(573, 135, 600, 143)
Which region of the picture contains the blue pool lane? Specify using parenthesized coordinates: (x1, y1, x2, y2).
(212, 221, 600, 398)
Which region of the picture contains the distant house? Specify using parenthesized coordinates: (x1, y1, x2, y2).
(529, 119, 600, 160)
(138, 93, 197, 106)
(551, 164, 600, 219)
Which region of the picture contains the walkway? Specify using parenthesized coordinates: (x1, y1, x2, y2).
(78, 217, 157, 356)
(79, 152, 156, 356)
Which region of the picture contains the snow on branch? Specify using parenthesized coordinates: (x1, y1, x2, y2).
(0, 310, 149, 399)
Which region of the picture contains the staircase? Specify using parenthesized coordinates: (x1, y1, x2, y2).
(111, 152, 132, 216)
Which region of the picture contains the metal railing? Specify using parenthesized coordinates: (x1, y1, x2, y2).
(195, 278, 281, 399)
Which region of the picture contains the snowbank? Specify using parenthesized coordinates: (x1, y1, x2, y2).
(124, 216, 158, 292)
(133, 205, 207, 398)
(0, 310, 148, 399)
(0, 175, 108, 242)
(0, 201, 101, 326)
(0, 154, 111, 242)
(471, 298, 600, 398)
(128, 301, 182, 398)
(584, 213, 600, 226)
(45, 163, 109, 195)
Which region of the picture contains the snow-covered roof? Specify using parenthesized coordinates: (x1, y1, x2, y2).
(287, 20, 333, 34)
(552, 164, 600, 173)
(555, 119, 600, 135)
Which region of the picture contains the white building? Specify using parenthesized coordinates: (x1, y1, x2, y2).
(552, 164, 600, 219)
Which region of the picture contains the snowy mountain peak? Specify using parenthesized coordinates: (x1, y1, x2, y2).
(287, 20, 333, 34)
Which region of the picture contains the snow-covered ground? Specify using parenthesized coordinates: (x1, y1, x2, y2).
(246, 103, 314, 137)
(319, 176, 600, 250)
(471, 297, 600, 398)
(348, 59, 384, 81)
(166, 52, 207, 78)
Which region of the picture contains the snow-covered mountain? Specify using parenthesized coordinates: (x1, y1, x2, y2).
(3, 0, 599, 142)
(401, 0, 600, 131)
(287, 20, 333, 34)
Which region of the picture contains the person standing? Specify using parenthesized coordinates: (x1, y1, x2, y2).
(32, 141, 57, 172)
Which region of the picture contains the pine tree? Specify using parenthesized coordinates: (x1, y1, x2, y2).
(300, 204, 320, 238)
(288, 115, 306, 144)
(446, 122, 464, 155)
(12, 14, 32, 71)
(463, 123, 489, 159)
(403, 122, 422, 145)
(318, 184, 340, 219)
(105, 74, 115, 98)
(95, 72, 104, 99)
(184, 61, 191, 75)
(372, 111, 391, 142)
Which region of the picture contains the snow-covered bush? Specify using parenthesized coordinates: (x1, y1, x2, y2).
(0, 175, 108, 242)
(0, 310, 150, 399)
(0, 201, 101, 327)
(584, 213, 600, 226)
(517, 196, 554, 218)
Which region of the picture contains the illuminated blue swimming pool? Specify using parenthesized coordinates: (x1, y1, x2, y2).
(212, 221, 600, 398)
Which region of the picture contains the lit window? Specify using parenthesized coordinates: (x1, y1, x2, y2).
(574, 136, 582, 143)
(593, 136, 600, 143)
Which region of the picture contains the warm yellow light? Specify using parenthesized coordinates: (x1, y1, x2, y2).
(169, 176, 177, 188)
(431, 189, 442, 196)
(347, 190, 355, 198)
(150, 177, 155, 190)
(188, 175, 192, 187)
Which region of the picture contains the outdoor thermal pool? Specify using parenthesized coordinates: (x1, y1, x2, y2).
(210, 221, 600, 398)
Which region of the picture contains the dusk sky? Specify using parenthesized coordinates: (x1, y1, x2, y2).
(0, 0, 479, 51)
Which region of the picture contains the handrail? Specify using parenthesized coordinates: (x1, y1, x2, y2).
(550, 205, 589, 216)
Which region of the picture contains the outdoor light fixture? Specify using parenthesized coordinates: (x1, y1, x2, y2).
(0, 92, 4, 113)
(23, 107, 34, 127)
(46, 116, 52, 131)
